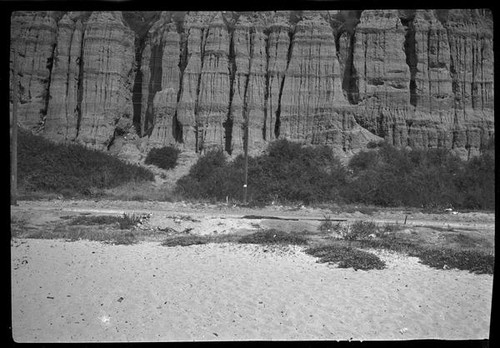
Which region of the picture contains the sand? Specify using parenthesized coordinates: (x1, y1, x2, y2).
(11, 238, 492, 342)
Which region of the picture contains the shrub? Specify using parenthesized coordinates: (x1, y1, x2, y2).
(344, 142, 495, 210)
(175, 139, 347, 204)
(318, 215, 339, 233)
(18, 129, 154, 197)
(344, 220, 378, 241)
(144, 146, 181, 170)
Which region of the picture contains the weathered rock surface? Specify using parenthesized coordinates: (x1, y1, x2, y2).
(10, 11, 59, 131)
(10, 9, 494, 159)
(44, 12, 88, 141)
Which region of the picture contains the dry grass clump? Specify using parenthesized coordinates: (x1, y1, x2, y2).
(161, 233, 241, 247)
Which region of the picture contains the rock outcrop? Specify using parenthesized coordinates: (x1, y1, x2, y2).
(10, 9, 494, 159)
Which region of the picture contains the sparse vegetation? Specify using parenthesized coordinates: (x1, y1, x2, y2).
(305, 244, 386, 271)
(20, 224, 138, 245)
(238, 229, 309, 246)
(68, 213, 142, 230)
(415, 248, 494, 274)
(144, 146, 181, 170)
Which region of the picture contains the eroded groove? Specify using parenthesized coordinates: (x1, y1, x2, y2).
(262, 27, 270, 141)
(275, 25, 296, 139)
(132, 36, 146, 136)
(342, 32, 360, 104)
(241, 27, 255, 154)
(224, 27, 237, 155)
(402, 17, 418, 107)
(194, 28, 208, 153)
(173, 23, 189, 143)
(144, 39, 165, 137)
(40, 42, 57, 130)
(75, 29, 85, 138)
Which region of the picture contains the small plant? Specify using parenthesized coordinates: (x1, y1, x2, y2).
(119, 213, 143, 229)
(145, 146, 181, 170)
(318, 215, 336, 233)
(342, 220, 377, 241)
(382, 222, 404, 234)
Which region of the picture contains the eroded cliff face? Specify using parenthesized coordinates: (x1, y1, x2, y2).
(10, 9, 494, 159)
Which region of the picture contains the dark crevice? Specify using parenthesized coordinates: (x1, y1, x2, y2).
(275, 25, 295, 139)
(224, 27, 237, 155)
(173, 23, 188, 144)
(402, 17, 418, 107)
(41, 42, 57, 127)
(75, 29, 85, 138)
(242, 27, 255, 155)
(194, 28, 208, 153)
(262, 27, 271, 141)
(132, 36, 146, 136)
(343, 33, 358, 104)
(144, 38, 165, 137)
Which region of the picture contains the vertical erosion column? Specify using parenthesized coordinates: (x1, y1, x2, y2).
(10, 11, 58, 132)
(76, 11, 135, 149)
(445, 9, 494, 158)
(265, 11, 293, 142)
(176, 12, 212, 152)
(196, 12, 231, 152)
(231, 13, 268, 154)
(45, 12, 86, 141)
(148, 18, 182, 147)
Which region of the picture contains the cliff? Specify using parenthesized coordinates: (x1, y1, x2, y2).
(10, 9, 494, 160)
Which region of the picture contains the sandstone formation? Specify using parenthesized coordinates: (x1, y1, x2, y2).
(10, 9, 494, 159)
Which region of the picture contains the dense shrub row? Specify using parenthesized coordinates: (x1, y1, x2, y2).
(17, 130, 154, 197)
(175, 139, 495, 210)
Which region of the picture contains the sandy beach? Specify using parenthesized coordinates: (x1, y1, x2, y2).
(11, 238, 493, 342)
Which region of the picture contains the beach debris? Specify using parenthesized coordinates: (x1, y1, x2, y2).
(117, 296, 124, 303)
(157, 226, 179, 234)
(399, 327, 408, 334)
(167, 215, 200, 223)
(98, 314, 111, 324)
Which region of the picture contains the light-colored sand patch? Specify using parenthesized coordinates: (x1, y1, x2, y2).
(11, 239, 492, 342)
